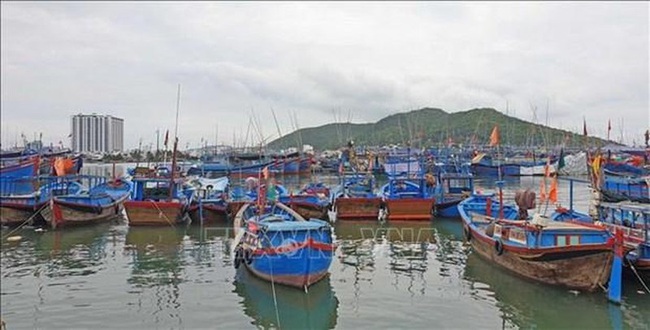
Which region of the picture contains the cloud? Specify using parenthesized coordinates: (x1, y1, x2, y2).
(1, 2, 648, 149)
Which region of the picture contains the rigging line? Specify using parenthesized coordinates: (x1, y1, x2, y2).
(629, 259, 650, 294)
(268, 243, 281, 329)
(1, 202, 49, 241)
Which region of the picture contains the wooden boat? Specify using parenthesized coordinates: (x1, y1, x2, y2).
(124, 176, 189, 226)
(278, 183, 331, 220)
(600, 173, 649, 204)
(331, 173, 382, 220)
(0, 155, 39, 178)
(0, 156, 40, 195)
(227, 179, 289, 216)
(380, 177, 435, 221)
(470, 153, 558, 177)
(40, 176, 132, 229)
(432, 172, 474, 218)
(186, 176, 229, 224)
(458, 193, 615, 291)
(552, 201, 650, 272)
(0, 176, 84, 227)
(125, 86, 189, 227)
(233, 202, 334, 289)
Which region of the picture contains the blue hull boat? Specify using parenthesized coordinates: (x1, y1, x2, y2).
(0, 176, 84, 227)
(40, 176, 132, 229)
(233, 202, 334, 289)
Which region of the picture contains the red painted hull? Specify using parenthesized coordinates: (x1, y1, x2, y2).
(124, 200, 185, 226)
(385, 198, 435, 221)
(334, 197, 382, 220)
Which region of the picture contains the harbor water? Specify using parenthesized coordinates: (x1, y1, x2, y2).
(1, 164, 649, 329)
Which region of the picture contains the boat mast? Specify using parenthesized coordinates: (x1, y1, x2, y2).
(169, 84, 181, 200)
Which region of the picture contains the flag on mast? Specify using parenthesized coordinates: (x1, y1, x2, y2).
(164, 130, 169, 148)
(583, 119, 588, 137)
(489, 125, 500, 147)
(548, 176, 558, 204)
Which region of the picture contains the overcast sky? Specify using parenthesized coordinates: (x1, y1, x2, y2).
(1, 2, 648, 150)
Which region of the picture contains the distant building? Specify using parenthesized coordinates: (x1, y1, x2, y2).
(71, 114, 124, 153)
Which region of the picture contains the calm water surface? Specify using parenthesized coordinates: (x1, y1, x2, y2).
(1, 166, 649, 329)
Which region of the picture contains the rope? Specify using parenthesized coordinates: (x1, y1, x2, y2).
(268, 238, 281, 329)
(150, 200, 175, 228)
(1, 202, 49, 241)
(629, 260, 650, 294)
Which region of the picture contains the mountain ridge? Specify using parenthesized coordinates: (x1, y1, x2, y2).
(268, 107, 608, 150)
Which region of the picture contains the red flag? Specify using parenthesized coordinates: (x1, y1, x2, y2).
(164, 130, 169, 147)
(262, 166, 269, 180)
(583, 119, 587, 137)
(489, 126, 500, 147)
(539, 179, 546, 203)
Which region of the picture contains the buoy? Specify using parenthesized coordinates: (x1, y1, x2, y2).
(6, 236, 22, 242)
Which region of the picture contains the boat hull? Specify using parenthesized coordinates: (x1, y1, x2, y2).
(288, 202, 329, 220)
(435, 198, 463, 218)
(0, 204, 37, 226)
(465, 223, 613, 291)
(188, 203, 228, 224)
(41, 199, 123, 229)
(334, 197, 382, 220)
(124, 200, 185, 226)
(385, 198, 435, 221)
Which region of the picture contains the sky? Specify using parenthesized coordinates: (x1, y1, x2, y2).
(1, 1, 648, 150)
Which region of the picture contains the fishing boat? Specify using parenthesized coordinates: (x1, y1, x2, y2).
(600, 174, 649, 204)
(380, 175, 436, 221)
(330, 173, 382, 221)
(0, 176, 84, 227)
(470, 153, 558, 177)
(279, 182, 330, 220)
(458, 192, 615, 292)
(233, 202, 335, 289)
(0, 156, 41, 195)
(432, 172, 474, 218)
(124, 84, 189, 227)
(227, 177, 288, 216)
(186, 176, 230, 224)
(552, 201, 650, 272)
(124, 176, 189, 226)
(40, 176, 132, 229)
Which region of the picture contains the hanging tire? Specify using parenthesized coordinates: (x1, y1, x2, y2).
(463, 226, 472, 242)
(494, 239, 504, 256)
(234, 248, 242, 269)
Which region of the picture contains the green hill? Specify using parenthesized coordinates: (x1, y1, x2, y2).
(268, 107, 607, 150)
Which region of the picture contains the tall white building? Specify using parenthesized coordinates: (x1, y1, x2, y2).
(71, 114, 124, 153)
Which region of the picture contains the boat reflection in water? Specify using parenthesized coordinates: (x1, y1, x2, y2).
(234, 265, 339, 329)
(124, 226, 187, 326)
(463, 252, 649, 329)
(125, 226, 187, 287)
